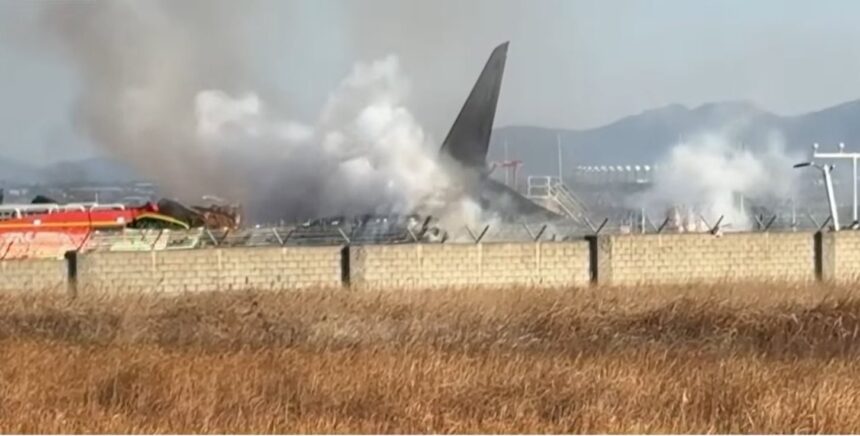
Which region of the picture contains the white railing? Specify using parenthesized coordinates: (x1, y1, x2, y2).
(526, 176, 589, 220)
(0, 202, 128, 220)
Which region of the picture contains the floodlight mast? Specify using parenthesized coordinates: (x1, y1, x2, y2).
(794, 160, 840, 231)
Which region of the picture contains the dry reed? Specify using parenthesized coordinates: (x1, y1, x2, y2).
(2, 283, 860, 433)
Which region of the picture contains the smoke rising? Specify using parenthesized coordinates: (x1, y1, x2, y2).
(631, 132, 801, 230)
(195, 55, 474, 223)
(40, 1, 476, 224)
(41, 1, 250, 198)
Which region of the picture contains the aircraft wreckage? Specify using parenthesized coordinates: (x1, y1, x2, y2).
(294, 41, 591, 243)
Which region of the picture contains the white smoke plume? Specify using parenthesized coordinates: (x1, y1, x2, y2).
(195, 56, 473, 223)
(40, 1, 478, 225)
(631, 132, 801, 230)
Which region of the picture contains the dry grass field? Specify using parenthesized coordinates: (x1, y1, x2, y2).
(3, 284, 860, 433)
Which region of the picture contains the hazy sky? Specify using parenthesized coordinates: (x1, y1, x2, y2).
(2, 0, 860, 164)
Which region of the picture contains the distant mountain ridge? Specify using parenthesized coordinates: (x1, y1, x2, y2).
(0, 157, 140, 185)
(3, 99, 860, 185)
(490, 99, 860, 178)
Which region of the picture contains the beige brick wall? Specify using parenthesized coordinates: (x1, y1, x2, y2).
(820, 232, 860, 283)
(76, 246, 343, 294)
(4, 233, 839, 293)
(349, 241, 591, 289)
(597, 232, 816, 286)
(0, 259, 67, 293)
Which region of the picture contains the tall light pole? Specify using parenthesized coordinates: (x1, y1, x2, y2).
(556, 133, 563, 184)
(811, 142, 860, 224)
(504, 139, 510, 187)
(794, 161, 839, 231)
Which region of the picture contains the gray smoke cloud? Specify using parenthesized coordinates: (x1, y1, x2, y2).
(629, 130, 801, 231)
(40, 0, 480, 224)
(41, 1, 250, 198)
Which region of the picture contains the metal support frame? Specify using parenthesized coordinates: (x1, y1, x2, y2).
(76, 230, 94, 252)
(807, 212, 821, 229)
(150, 229, 165, 250)
(465, 225, 491, 243)
(698, 214, 711, 230)
(522, 222, 535, 240)
(522, 223, 548, 242)
(709, 215, 725, 235)
(464, 225, 477, 241)
(812, 142, 859, 224)
(533, 225, 547, 242)
(644, 215, 659, 233)
(420, 216, 433, 237)
(795, 160, 840, 231)
(218, 229, 231, 246)
(205, 228, 218, 246)
(271, 228, 284, 245)
(762, 215, 778, 232)
(476, 225, 490, 243)
(823, 164, 840, 231)
(584, 216, 597, 233)
(336, 228, 351, 244)
(818, 215, 833, 232)
(753, 214, 765, 230)
(593, 218, 609, 235)
(656, 217, 671, 234)
(407, 228, 419, 243)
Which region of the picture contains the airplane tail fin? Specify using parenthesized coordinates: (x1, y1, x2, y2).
(439, 42, 508, 171)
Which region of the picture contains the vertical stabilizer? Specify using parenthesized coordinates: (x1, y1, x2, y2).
(439, 42, 509, 171)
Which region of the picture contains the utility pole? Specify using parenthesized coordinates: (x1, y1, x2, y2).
(739, 142, 745, 217)
(791, 197, 797, 231)
(556, 133, 563, 184)
(504, 139, 510, 187)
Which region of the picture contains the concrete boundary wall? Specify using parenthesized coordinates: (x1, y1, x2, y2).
(0, 259, 67, 293)
(820, 232, 860, 283)
(349, 241, 591, 289)
(596, 232, 817, 286)
(75, 246, 343, 294)
(7, 231, 860, 295)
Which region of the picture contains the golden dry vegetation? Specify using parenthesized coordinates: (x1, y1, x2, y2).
(3, 284, 860, 433)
